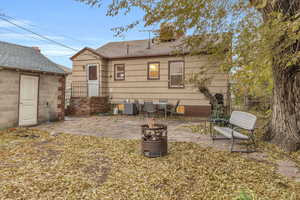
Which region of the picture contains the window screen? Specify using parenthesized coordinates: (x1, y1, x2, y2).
(114, 64, 125, 80)
(169, 61, 184, 88)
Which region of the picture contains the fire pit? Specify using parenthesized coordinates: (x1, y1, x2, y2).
(141, 123, 168, 158)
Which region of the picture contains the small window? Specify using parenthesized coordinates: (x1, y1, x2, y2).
(88, 65, 97, 80)
(114, 64, 125, 80)
(147, 62, 160, 80)
(169, 61, 184, 88)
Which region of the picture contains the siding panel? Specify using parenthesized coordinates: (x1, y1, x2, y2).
(106, 55, 229, 106)
(71, 52, 229, 107)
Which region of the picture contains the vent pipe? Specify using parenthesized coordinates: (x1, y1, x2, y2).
(126, 44, 129, 55)
(147, 39, 151, 49)
(147, 31, 151, 49)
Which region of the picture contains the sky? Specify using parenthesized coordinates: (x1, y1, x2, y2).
(0, 0, 149, 68)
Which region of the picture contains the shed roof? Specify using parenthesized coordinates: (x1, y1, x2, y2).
(0, 41, 66, 74)
(57, 65, 72, 74)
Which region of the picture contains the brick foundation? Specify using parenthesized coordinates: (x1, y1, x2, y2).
(69, 96, 110, 116)
(184, 105, 212, 117)
(57, 76, 66, 120)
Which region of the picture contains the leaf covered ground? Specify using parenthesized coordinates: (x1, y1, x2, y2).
(0, 128, 299, 200)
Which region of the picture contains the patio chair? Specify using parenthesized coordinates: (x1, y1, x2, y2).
(157, 99, 168, 115)
(211, 111, 257, 153)
(158, 99, 168, 107)
(143, 101, 156, 117)
(134, 99, 141, 114)
(167, 100, 181, 117)
(124, 103, 138, 115)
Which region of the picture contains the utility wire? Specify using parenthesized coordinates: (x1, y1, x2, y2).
(0, 27, 74, 57)
(0, 26, 49, 42)
(1, 13, 95, 47)
(0, 15, 79, 52)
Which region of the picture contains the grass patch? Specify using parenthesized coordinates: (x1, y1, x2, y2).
(0, 128, 299, 199)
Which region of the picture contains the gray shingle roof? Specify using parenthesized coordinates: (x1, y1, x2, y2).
(0, 41, 66, 74)
(57, 65, 72, 74)
(96, 38, 188, 59)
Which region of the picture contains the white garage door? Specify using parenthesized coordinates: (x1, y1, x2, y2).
(19, 75, 39, 126)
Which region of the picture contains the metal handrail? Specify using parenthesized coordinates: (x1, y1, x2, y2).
(71, 81, 100, 97)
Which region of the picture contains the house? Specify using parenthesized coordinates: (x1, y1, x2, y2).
(70, 38, 230, 117)
(0, 41, 66, 129)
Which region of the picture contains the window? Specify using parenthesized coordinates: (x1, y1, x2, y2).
(147, 62, 160, 80)
(88, 65, 97, 80)
(169, 61, 184, 88)
(114, 64, 125, 80)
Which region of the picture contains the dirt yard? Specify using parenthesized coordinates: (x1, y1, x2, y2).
(1, 116, 299, 199)
(36, 115, 300, 183)
(1, 126, 300, 199)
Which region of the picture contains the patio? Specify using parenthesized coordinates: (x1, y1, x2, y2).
(37, 115, 221, 148)
(37, 115, 300, 180)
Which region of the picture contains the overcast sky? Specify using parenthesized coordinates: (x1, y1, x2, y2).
(0, 0, 149, 67)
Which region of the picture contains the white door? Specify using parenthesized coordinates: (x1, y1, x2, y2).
(19, 75, 39, 126)
(87, 65, 99, 97)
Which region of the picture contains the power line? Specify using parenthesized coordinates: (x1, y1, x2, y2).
(1, 13, 96, 47)
(28, 24, 96, 47)
(0, 27, 74, 57)
(0, 26, 48, 42)
(0, 15, 79, 52)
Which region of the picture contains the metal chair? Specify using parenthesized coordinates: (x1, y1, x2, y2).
(134, 99, 140, 114)
(143, 101, 156, 117)
(158, 99, 168, 110)
(211, 111, 257, 153)
(157, 99, 168, 117)
(124, 103, 138, 115)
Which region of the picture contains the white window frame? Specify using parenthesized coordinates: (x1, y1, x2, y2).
(114, 64, 125, 81)
(168, 60, 185, 88)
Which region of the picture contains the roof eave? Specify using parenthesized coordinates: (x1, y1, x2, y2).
(107, 51, 218, 60)
(70, 47, 107, 60)
(0, 65, 66, 75)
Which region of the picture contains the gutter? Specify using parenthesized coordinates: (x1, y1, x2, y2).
(0, 65, 66, 76)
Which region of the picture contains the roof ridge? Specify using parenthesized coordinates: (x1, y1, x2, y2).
(96, 39, 150, 50)
(104, 39, 149, 44)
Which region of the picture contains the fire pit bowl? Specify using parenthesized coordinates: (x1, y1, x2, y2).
(141, 124, 167, 158)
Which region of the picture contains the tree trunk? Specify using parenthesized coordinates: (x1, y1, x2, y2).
(198, 86, 217, 106)
(265, 66, 300, 152)
(258, 0, 300, 152)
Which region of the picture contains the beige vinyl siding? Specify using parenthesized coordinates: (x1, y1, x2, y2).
(101, 60, 109, 97)
(106, 55, 229, 106)
(72, 50, 108, 96)
(71, 51, 229, 106)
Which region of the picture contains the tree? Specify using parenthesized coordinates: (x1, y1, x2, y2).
(77, 0, 300, 152)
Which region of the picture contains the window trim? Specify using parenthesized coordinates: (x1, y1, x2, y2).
(147, 62, 160, 80)
(168, 60, 185, 89)
(114, 64, 125, 81)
